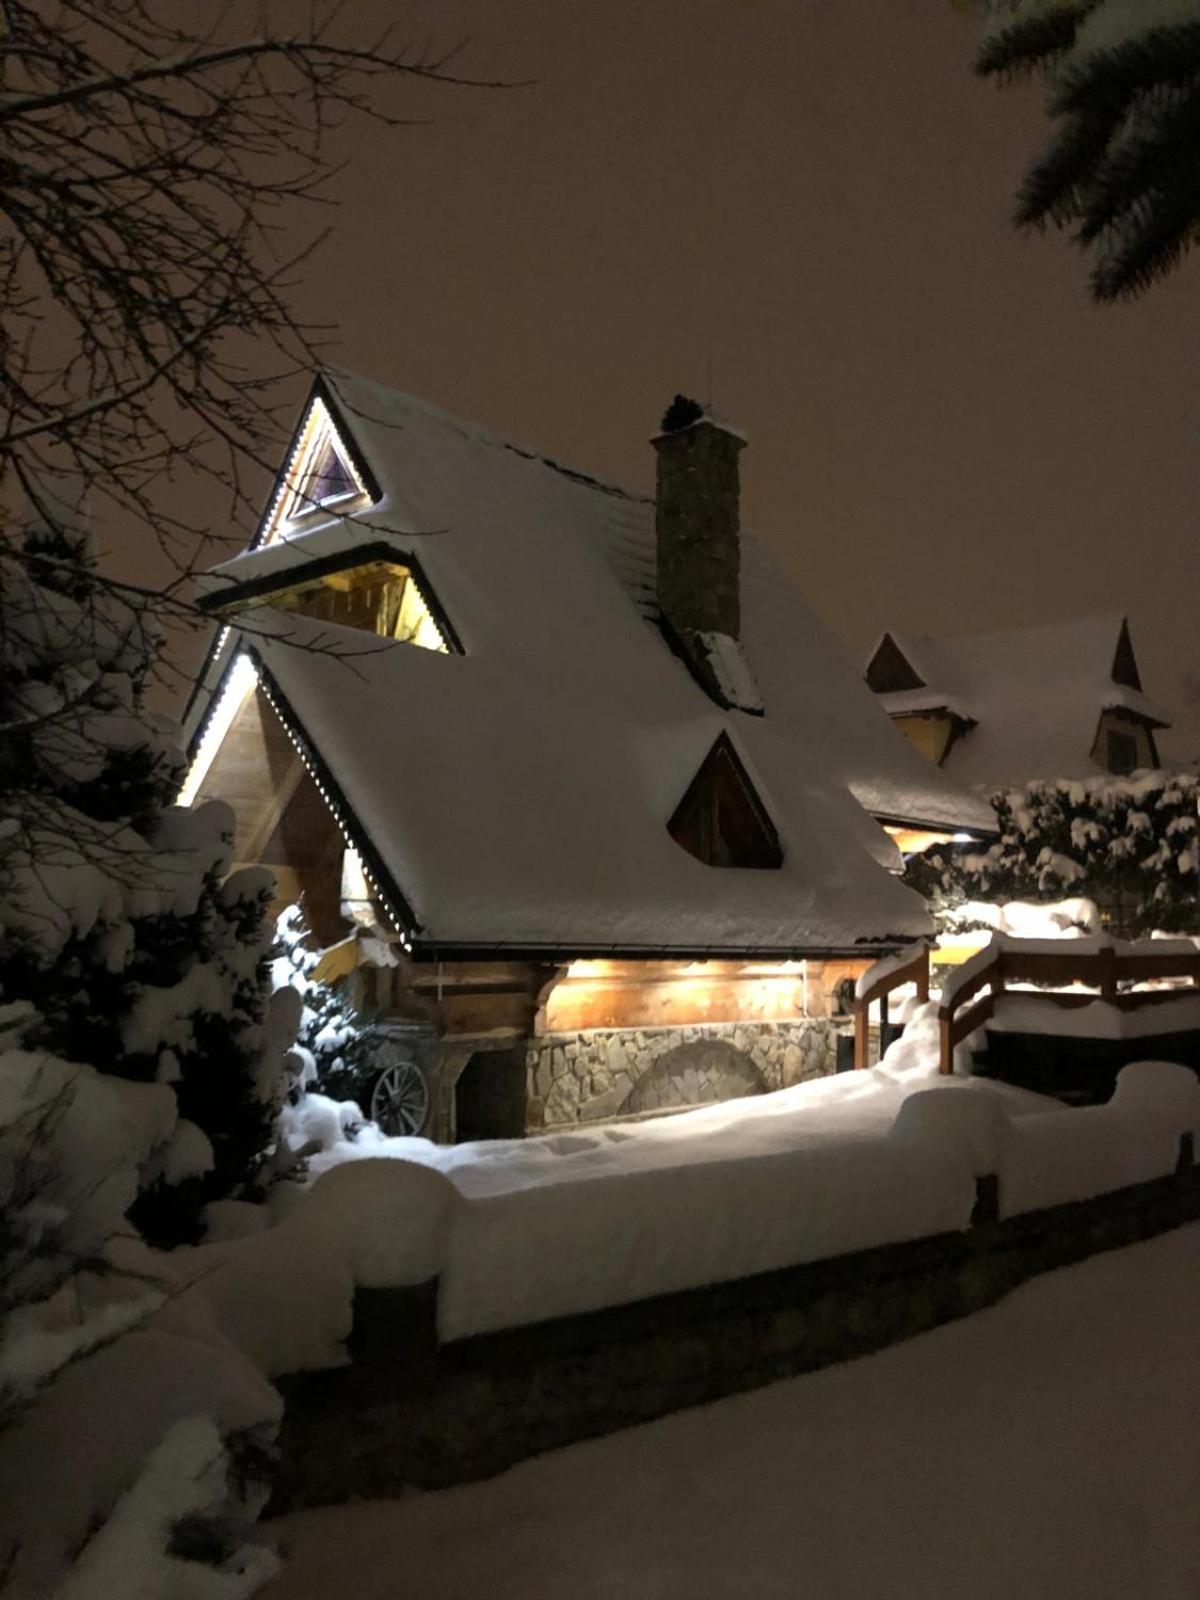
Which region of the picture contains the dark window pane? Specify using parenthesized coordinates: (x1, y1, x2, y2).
(669, 736, 783, 869)
(1106, 729, 1138, 775)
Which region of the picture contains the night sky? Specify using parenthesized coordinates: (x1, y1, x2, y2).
(183, 0, 1200, 751)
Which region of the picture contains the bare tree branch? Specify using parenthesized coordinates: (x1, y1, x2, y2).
(0, 0, 511, 672)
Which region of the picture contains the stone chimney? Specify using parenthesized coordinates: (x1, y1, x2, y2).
(652, 394, 746, 643)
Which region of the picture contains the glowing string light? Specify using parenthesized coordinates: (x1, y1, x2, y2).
(178, 645, 414, 951)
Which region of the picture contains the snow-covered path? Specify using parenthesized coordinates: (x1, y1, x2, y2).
(264, 1224, 1200, 1600)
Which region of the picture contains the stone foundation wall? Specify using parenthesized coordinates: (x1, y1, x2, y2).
(525, 1019, 840, 1130)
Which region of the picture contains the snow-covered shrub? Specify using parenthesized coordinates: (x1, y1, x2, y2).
(49, 1417, 279, 1600)
(0, 1027, 173, 1427)
(0, 1025, 280, 1597)
(271, 903, 371, 1108)
(905, 771, 1200, 936)
(0, 487, 294, 1243)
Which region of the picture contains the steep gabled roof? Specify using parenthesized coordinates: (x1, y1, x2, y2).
(185, 369, 998, 955)
(867, 614, 1170, 789)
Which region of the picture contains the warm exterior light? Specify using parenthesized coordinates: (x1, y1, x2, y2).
(544, 957, 819, 1032)
(884, 824, 959, 856)
(178, 650, 258, 806)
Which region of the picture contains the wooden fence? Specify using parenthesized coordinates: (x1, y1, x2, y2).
(853, 944, 930, 1070)
(936, 941, 1200, 1077)
(854, 938, 1200, 1075)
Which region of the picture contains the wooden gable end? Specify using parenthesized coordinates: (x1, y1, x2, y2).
(186, 679, 349, 943)
(180, 651, 420, 946)
(668, 734, 783, 869)
(865, 633, 925, 694)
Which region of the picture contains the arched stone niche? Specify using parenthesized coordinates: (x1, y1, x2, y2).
(620, 1039, 765, 1115)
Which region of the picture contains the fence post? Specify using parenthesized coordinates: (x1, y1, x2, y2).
(854, 1001, 869, 1071)
(939, 1013, 953, 1076)
(1098, 943, 1117, 1003)
(916, 946, 930, 1003)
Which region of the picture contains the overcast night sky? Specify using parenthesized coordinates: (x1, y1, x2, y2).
(180, 0, 1200, 752)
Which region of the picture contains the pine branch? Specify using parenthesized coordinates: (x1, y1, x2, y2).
(975, 4, 1097, 79)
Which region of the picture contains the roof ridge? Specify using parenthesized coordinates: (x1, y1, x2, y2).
(899, 610, 1127, 652)
(322, 364, 652, 508)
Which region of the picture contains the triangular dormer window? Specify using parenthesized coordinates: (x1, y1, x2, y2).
(204, 543, 459, 653)
(668, 733, 783, 869)
(259, 386, 374, 546)
(865, 633, 924, 695)
(283, 417, 365, 522)
(296, 438, 357, 510)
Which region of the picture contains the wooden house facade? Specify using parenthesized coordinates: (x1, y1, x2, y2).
(182, 371, 994, 1140)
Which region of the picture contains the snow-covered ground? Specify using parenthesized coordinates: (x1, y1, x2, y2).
(263, 1223, 1200, 1600)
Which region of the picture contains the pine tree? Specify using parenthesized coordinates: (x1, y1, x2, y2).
(271, 904, 371, 1107)
(973, 0, 1200, 299)
(0, 484, 291, 1243)
(905, 768, 1200, 933)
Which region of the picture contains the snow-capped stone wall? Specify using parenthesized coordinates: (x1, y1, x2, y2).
(525, 1019, 839, 1129)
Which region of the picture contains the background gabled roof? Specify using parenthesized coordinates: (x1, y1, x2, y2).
(870, 615, 1170, 790)
(188, 368, 999, 950)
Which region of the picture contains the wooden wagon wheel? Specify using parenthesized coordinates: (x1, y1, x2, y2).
(368, 1042, 430, 1136)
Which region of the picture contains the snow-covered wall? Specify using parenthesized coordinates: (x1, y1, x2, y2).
(525, 1020, 839, 1128)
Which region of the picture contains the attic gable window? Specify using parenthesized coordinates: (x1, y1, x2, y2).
(260, 558, 449, 649)
(1106, 727, 1138, 776)
(284, 424, 365, 521)
(865, 634, 925, 695)
(295, 438, 358, 511)
(668, 733, 783, 869)
(261, 391, 373, 544)
(205, 545, 459, 653)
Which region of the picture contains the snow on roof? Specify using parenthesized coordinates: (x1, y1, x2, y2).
(870, 614, 1170, 791)
(188, 368, 998, 953)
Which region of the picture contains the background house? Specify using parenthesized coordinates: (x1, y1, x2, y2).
(867, 620, 1198, 943)
(865, 615, 1170, 790)
(181, 370, 993, 1140)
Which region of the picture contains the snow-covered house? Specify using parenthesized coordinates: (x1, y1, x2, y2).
(865, 616, 1170, 791)
(181, 371, 993, 1140)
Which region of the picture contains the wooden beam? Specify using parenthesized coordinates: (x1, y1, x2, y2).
(854, 1004, 869, 1071)
(939, 1014, 954, 1077)
(241, 752, 304, 863)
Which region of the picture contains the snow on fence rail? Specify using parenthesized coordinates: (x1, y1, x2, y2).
(853, 944, 931, 1069)
(938, 934, 1200, 1076)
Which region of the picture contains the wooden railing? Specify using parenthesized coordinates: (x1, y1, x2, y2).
(937, 939, 1200, 1076)
(854, 945, 930, 1069)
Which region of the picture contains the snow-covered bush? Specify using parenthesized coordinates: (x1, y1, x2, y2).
(271, 904, 370, 1104)
(905, 771, 1200, 936)
(0, 486, 294, 1242)
(0, 1020, 280, 1597)
(0, 1022, 173, 1426)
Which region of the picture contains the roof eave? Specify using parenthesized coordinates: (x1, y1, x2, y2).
(406, 935, 925, 963)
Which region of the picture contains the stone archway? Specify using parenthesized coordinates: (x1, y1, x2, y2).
(620, 1039, 766, 1116)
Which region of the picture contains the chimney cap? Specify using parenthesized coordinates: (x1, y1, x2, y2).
(652, 393, 749, 447)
